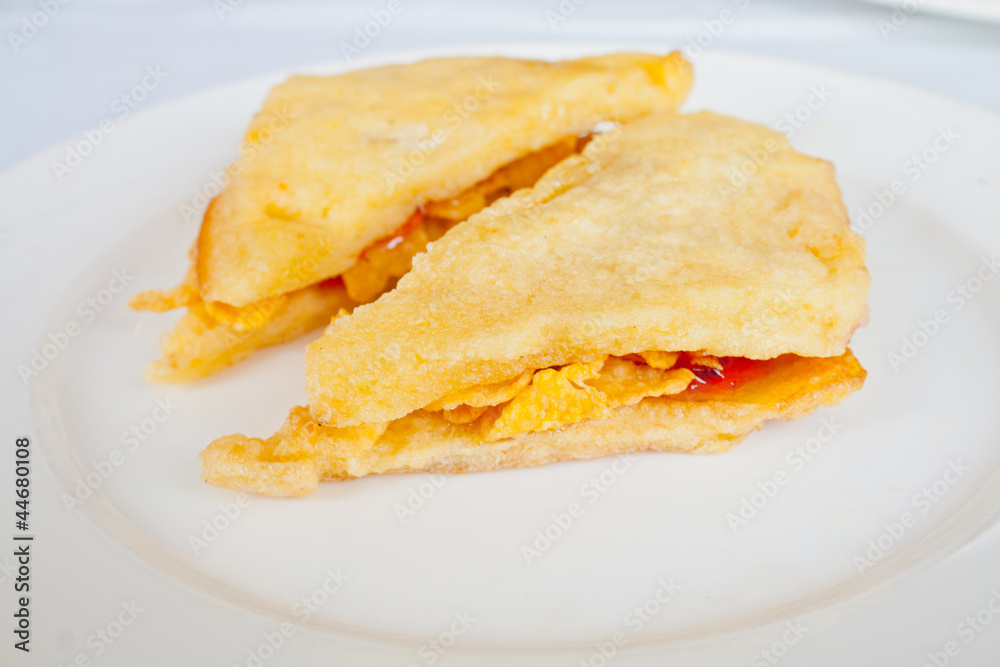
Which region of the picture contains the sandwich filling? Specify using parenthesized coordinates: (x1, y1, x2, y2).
(422, 352, 761, 440)
(200, 350, 864, 496)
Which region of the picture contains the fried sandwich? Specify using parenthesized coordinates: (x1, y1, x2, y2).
(201, 111, 870, 496)
(130, 52, 694, 382)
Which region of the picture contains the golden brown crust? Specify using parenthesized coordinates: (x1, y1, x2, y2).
(305, 112, 871, 428)
(143, 280, 354, 383)
(129, 267, 201, 312)
(200, 352, 866, 497)
(137, 134, 588, 382)
(195, 52, 693, 306)
(135, 54, 692, 382)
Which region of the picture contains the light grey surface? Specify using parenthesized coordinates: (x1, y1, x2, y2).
(1, 0, 1000, 172)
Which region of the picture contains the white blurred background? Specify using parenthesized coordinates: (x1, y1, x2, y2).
(1, 0, 999, 172)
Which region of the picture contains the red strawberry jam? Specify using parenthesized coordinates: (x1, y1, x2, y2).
(675, 353, 763, 396)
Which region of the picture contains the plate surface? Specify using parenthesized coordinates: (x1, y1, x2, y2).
(855, 0, 1000, 23)
(12, 43, 1000, 654)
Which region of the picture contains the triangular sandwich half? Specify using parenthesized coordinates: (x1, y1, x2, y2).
(130, 52, 694, 382)
(201, 111, 870, 496)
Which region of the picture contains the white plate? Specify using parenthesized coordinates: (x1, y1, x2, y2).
(6, 43, 1000, 664)
(855, 0, 1000, 23)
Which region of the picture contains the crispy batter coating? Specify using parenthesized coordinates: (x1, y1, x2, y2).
(421, 135, 585, 222)
(129, 266, 201, 312)
(306, 111, 871, 428)
(340, 136, 584, 303)
(132, 134, 597, 382)
(135, 53, 693, 382)
(196, 52, 693, 307)
(141, 280, 354, 383)
(201, 352, 866, 496)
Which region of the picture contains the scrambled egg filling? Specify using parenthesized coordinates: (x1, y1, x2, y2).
(130, 134, 586, 329)
(423, 353, 721, 442)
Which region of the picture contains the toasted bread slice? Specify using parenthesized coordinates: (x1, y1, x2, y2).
(132, 52, 693, 381)
(131, 136, 585, 382)
(305, 112, 871, 428)
(198, 52, 693, 306)
(200, 111, 870, 496)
